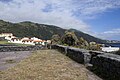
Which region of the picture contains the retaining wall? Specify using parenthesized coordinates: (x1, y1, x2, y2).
(0, 45, 43, 52)
(51, 44, 120, 80)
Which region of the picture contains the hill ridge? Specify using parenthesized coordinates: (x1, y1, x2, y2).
(0, 20, 106, 43)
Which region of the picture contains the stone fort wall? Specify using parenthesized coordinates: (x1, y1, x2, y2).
(51, 45, 120, 80)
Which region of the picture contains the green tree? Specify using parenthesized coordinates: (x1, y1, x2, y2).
(62, 31, 79, 46)
(79, 37, 89, 49)
(88, 42, 101, 51)
(51, 34, 61, 44)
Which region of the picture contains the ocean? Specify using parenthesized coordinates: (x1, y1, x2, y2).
(105, 43, 120, 47)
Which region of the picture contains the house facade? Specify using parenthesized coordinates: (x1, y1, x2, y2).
(0, 33, 13, 37)
(10, 38, 22, 44)
(9, 37, 47, 45)
(22, 39, 46, 45)
(1, 33, 49, 46)
(22, 39, 34, 45)
(5, 36, 16, 41)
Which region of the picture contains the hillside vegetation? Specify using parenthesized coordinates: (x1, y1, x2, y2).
(0, 20, 106, 43)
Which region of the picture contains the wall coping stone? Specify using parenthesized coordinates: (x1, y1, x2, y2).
(98, 53, 120, 61)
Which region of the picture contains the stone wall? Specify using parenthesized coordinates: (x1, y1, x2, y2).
(0, 45, 43, 52)
(51, 44, 120, 80)
(0, 37, 5, 41)
(91, 53, 120, 80)
(67, 47, 91, 64)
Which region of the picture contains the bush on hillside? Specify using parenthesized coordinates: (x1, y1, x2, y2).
(61, 31, 79, 46)
(88, 42, 101, 51)
(51, 34, 61, 45)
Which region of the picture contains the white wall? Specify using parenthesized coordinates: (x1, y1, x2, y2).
(0, 33, 13, 37)
(10, 39, 22, 44)
(5, 36, 16, 40)
(23, 41, 35, 45)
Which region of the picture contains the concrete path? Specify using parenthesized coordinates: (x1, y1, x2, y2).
(0, 51, 33, 70)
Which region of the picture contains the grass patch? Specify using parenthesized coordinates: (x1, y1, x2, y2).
(0, 41, 8, 44)
(0, 41, 31, 46)
(0, 50, 88, 80)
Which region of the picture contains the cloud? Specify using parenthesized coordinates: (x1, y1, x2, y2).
(0, 0, 120, 36)
(94, 28, 120, 40)
(104, 29, 120, 34)
(0, 0, 12, 3)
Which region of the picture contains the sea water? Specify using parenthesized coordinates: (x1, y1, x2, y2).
(105, 43, 120, 47)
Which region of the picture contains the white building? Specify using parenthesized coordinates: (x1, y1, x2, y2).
(31, 37, 39, 40)
(5, 36, 16, 41)
(10, 38, 22, 44)
(22, 39, 47, 45)
(0, 33, 13, 37)
(9, 37, 47, 45)
(21, 37, 29, 40)
(22, 39, 34, 45)
(46, 40, 51, 44)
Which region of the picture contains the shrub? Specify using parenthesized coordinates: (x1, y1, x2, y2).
(61, 31, 79, 46)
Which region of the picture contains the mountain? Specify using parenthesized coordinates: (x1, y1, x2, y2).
(68, 29, 106, 43)
(0, 20, 106, 43)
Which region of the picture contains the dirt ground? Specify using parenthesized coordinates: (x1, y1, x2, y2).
(0, 50, 102, 80)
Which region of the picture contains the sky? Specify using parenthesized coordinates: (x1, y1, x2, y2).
(0, 0, 120, 40)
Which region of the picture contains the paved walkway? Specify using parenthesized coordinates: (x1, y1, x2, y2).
(0, 50, 102, 80)
(0, 51, 33, 70)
